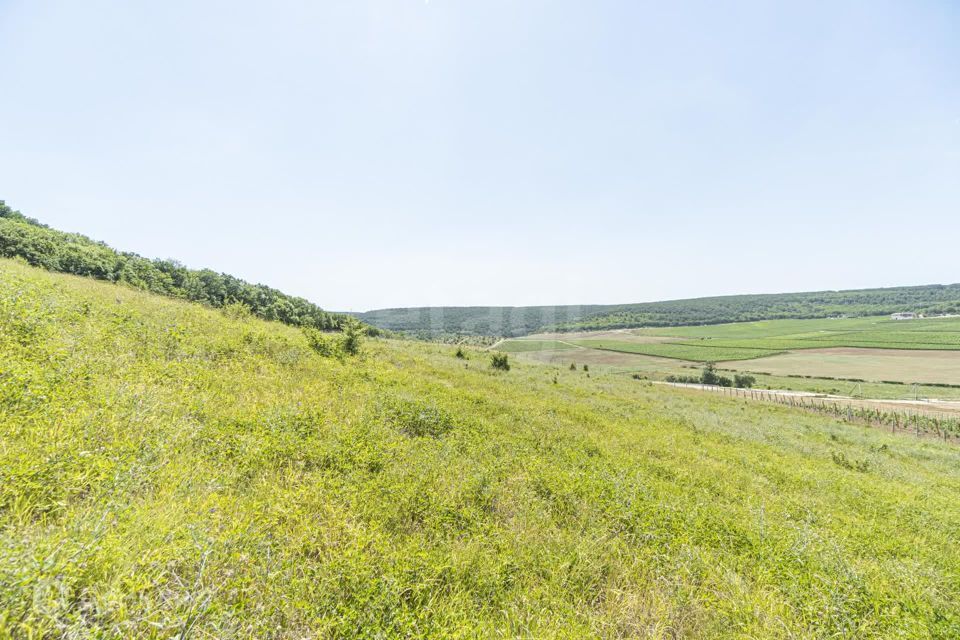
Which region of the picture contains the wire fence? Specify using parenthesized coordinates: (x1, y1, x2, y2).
(668, 383, 960, 443)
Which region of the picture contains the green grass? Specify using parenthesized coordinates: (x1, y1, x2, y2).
(637, 317, 960, 353)
(665, 333, 960, 352)
(3, 259, 960, 637)
(495, 339, 576, 352)
(570, 339, 784, 362)
(635, 317, 889, 339)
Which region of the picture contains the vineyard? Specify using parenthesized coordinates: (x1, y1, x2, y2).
(665, 383, 960, 441)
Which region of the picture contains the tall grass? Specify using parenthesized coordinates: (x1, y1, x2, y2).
(1, 259, 959, 638)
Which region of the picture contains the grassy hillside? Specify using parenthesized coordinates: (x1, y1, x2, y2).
(0, 202, 350, 331)
(3, 259, 960, 638)
(357, 286, 960, 337)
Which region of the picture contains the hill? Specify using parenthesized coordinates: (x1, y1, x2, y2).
(353, 304, 608, 339)
(0, 201, 350, 331)
(356, 285, 960, 337)
(2, 258, 960, 637)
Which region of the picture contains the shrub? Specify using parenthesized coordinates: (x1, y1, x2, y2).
(700, 363, 719, 385)
(222, 300, 253, 320)
(455, 347, 466, 359)
(303, 327, 337, 357)
(831, 451, 871, 473)
(383, 398, 455, 438)
(339, 319, 364, 356)
(734, 374, 756, 389)
(491, 353, 510, 371)
(569, 363, 576, 371)
(582, 364, 589, 372)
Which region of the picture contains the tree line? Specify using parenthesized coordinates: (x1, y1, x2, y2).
(354, 283, 960, 338)
(0, 201, 356, 332)
(548, 288, 960, 333)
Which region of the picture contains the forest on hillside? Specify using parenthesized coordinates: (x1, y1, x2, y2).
(357, 286, 960, 337)
(548, 287, 960, 332)
(354, 305, 608, 339)
(0, 202, 348, 331)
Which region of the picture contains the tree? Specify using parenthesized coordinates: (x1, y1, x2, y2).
(339, 318, 364, 356)
(734, 374, 756, 389)
(700, 362, 719, 385)
(491, 353, 510, 371)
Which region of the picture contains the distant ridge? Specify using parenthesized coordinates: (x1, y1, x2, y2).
(354, 284, 960, 338)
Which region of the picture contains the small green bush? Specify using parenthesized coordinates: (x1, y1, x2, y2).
(491, 353, 510, 371)
(734, 374, 756, 388)
(383, 398, 455, 438)
(303, 320, 363, 358)
(831, 451, 871, 473)
(221, 300, 253, 320)
(302, 327, 337, 357)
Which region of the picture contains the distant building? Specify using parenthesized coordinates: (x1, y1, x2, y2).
(891, 312, 918, 320)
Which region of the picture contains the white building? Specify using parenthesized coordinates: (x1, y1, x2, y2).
(891, 312, 918, 320)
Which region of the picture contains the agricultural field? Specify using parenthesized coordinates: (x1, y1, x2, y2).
(568, 339, 784, 362)
(501, 316, 960, 395)
(509, 346, 694, 376)
(723, 348, 960, 387)
(492, 339, 576, 352)
(6, 260, 960, 637)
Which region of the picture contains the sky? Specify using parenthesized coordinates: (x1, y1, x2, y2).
(1, 1, 957, 311)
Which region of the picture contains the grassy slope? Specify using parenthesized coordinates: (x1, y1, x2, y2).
(2, 259, 960, 638)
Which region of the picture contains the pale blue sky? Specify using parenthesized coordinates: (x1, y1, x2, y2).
(1, 1, 957, 310)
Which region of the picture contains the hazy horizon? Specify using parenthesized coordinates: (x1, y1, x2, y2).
(2, 1, 957, 310)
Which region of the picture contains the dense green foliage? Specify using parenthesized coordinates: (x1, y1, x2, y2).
(670, 364, 753, 389)
(490, 353, 510, 371)
(356, 287, 960, 337)
(0, 201, 347, 331)
(551, 287, 960, 332)
(3, 260, 960, 637)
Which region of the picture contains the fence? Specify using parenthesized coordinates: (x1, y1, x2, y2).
(671, 383, 960, 443)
